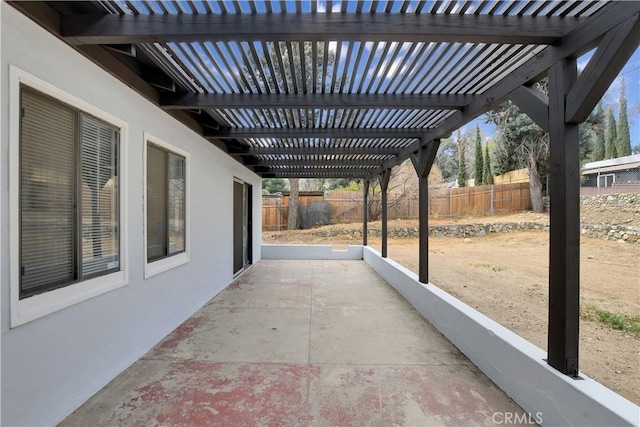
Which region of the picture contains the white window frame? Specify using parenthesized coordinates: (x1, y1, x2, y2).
(143, 133, 190, 278)
(597, 172, 615, 188)
(9, 65, 129, 328)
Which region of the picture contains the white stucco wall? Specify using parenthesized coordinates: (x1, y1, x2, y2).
(0, 4, 262, 425)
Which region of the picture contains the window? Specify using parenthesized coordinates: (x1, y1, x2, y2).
(19, 86, 120, 299)
(144, 136, 189, 277)
(597, 173, 615, 188)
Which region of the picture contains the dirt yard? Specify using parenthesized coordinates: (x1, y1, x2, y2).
(263, 214, 640, 404)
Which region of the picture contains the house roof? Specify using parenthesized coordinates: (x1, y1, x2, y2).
(582, 154, 640, 174)
(11, 0, 638, 180)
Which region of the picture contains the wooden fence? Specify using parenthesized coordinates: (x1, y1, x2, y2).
(429, 182, 531, 218)
(262, 182, 532, 230)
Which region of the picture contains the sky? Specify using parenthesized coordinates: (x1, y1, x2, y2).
(462, 46, 640, 150)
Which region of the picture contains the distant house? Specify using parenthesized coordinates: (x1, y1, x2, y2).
(581, 154, 640, 188)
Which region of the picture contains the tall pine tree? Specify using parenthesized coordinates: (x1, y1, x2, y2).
(605, 108, 618, 159)
(457, 130, 468, 187)
(592, 103, 606, 161)
(483, 144, 493, 184)
(474, 126, 484, 185)
(617, 78, 632, 157)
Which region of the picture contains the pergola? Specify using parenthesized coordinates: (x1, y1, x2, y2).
(13, 0, 639, 381)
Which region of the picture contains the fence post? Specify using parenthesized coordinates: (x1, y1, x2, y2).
(449, 189, 453, 218)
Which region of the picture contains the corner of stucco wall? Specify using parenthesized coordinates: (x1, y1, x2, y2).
(1, 1, 13, 333)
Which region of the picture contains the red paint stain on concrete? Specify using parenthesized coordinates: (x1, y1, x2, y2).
(380, 367, 511, 426)
(226, 280, 243, 290)
(153, 316, 206, 354)
(310, 367, 382, 426)
(116, 362, 310, 426)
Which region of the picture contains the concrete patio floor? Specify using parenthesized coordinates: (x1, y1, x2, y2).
(62, 259, 527, 426)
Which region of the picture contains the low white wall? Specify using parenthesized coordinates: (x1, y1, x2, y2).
(262, 244, 363, 260)
(0, 5, 261, 425)
(363, 246, 639, 427)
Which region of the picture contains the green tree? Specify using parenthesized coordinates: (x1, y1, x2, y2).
(486, 97, 548, 212)
(592, 103, 606, 161)
(474, 126, 484, 185)
(457, 132, 468, 187)
(435, 137, 459, 182)
(488, 94, 599, 213)
(483, 143, 493, 185)
(605, 108, 618, 159)
(326, 178, 352, 190)
(617, 78, 632, 157)
(262, 178, 287, 194)
(300, 178, 327, 191)
(578, 107, 598, 165)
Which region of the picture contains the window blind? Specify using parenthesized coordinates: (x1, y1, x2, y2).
(81, 114, 119, 276)
(168, 153, 185, 254)
(20, 89, 77, 296)
(147, 144, 168, 261)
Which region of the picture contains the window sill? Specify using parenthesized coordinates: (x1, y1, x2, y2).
(11, 271, 127, 328)
(144, 252, 189, 279)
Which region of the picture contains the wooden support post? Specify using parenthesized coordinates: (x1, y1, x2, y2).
(363, 180, 369, 246)
(411, 139, 441, 284)
(379, 169, 392, 258)
(547, 57, 580, 377)
(418, 173, 429, 283)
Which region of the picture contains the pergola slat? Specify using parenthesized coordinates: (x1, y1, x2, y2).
(61, 13, 582, 45)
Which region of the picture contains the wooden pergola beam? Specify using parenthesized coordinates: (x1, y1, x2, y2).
(61, 13, 582, 45)
(206, 127, 425, 139)
(260, 172, 368, 178)
(381, 1, 640, 173)
(245, 158, 386, 167)
(566, 14, 640, 124)
(229, 146, 402, 156)
(508, 85, 550, 131)
(255, 166, 379, 174)
(164, 93, 473, 110)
